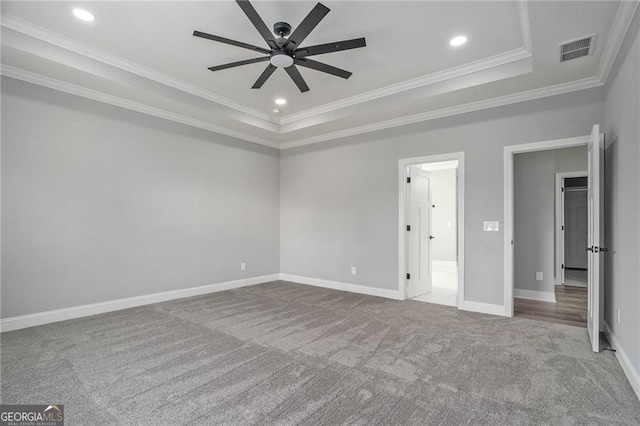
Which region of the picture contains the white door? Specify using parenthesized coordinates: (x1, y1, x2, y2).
(408, 167, 433, 298)
(564, 189, 588, 269)
(587, 124, 604, 353)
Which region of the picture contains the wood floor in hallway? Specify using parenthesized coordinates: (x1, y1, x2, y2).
(515, 285, 588, 328)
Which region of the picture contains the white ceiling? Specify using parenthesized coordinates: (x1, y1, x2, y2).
(1, 1, 636, 149)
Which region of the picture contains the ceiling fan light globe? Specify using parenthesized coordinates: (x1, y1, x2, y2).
(270, 53, 294, 68)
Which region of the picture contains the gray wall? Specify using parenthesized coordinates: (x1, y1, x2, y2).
(281, 88, 604, 305)
(603, 9, 640, 374)
(513, 146, 587, 294)
(428, 168, 457, 262)
(1, 77, 281, 318)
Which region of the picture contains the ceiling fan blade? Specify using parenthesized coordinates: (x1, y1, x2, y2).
(252, 64, 277, 89)
(284, 65, 310, 92)
(282, 3, 330, 51)
(208, 56, 269, 72)
(294, 58, 352, 79)
(193, 31, 271, 54)
(235, 0, 279, 50)
(295, 38, 366, 58)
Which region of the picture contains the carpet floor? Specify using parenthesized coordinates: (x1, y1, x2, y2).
(2, 281, 639, 425)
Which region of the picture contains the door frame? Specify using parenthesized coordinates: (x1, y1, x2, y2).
(398, 152, 465, 305)
(503, 135, 590, 317)
(555, 170, 588, 285)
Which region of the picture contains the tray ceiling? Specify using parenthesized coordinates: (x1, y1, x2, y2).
(1, 1, 634, 148)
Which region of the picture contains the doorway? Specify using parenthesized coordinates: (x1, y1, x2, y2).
(504, 126, 604, 352)
(399, 153, 464, 308)
(556, 173, 588, 288)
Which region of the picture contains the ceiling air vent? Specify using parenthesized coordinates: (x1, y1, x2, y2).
(559, 34, 596, 62)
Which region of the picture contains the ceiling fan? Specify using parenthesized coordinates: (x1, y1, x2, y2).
(193, 0, 366, 93)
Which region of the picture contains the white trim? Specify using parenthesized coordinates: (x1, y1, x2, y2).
(514, 289, 557, 303)
(280, 47, 531, 125)
(0, 15, 276, 124)
(279, 77, 602, 149)
(2, 62, 604, 152)
(0, 274, 280, 333)
(279, 274, 402, 300)
(604, 322, 640, 400)
(0, 65, 281, 150)
(517, 0, 533, 52)
(555, 171, 588, 285)
(398, 153, 465, 307)
(459, 301, 508, 317)
(504, 135, 591, 317)
(596, 1, 640, 83)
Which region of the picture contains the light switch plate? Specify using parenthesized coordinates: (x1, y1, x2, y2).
(484, 221, 499, 231)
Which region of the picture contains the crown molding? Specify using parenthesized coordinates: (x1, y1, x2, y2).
(1, 63, 604, 152)
(596, 0, 639, 84)
(518, 0, 533, 52)
(279, 76, 603, 149)
(0, 15, 279, 125)
(1, 65, 280, 149)
(279, 47, 532, 126)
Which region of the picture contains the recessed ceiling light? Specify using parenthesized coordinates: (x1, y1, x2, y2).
(275, 98, 287, 106)
(73, 8, 95, 22)
(450, 36, 467, 47)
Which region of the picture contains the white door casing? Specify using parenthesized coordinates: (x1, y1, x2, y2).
(398, 152, 464, 306)
(587, 124, 604, 353)
(504, 135, 592, 317)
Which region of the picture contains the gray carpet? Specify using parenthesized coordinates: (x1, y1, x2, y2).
(2, 281, 639, 425)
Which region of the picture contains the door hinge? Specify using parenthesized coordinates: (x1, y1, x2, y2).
(406, 273, 410, 280)
(406, 225, 411, 231)
(406, 177, 411, 183)
(562, 264, 564, 269)
(561, 225, 564, 231)
(562, 187, 565, 192)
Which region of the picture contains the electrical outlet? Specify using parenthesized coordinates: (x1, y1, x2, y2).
(351, 267, 357, 275)
(617, 308, 621, 324)
(241, 263, 246, 271)
(536, 272, 543, 281)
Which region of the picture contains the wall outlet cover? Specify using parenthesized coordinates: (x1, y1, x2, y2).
(241, 263, 246, 271)
(536, 272, 543, 281)
(351, 267, 357, 275)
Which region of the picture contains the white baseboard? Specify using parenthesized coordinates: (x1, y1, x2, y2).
(514, 289, 557, 303)
(458, 300, 509, 317)
(279, 274, 403, 300)
(604, 322, 640, 400)
(0, 274, 280, 333)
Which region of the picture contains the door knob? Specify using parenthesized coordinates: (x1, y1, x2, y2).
(585, 246, 593, 252)
(429, 236, 435, 240)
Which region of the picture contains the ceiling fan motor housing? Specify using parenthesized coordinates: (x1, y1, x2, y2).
(273, 21, 291, 37)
